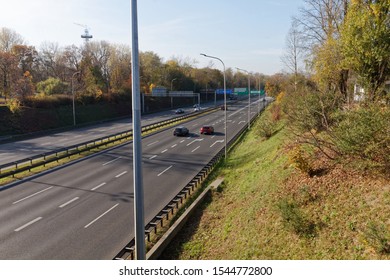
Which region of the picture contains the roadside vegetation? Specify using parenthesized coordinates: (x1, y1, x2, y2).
(161, 0, 390, 259)
(161, 102, 389, 259)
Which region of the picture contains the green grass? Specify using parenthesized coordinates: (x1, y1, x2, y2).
(160, 109, 390, 260)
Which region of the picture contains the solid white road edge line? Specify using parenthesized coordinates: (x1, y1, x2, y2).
(102, 156, 122, 166)
(210, 140, 224, 148)
(186, 139, 204, 146)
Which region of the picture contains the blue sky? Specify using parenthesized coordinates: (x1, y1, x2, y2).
(0, 0, 303, 74)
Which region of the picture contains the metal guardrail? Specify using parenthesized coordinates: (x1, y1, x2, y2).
(113, 101, 268, 260)
(0, 107, 218, 180)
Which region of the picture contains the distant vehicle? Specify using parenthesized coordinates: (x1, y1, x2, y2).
(229, 95, 237, 100)
(194, 107, 200, 112)
(200, 125, 214, 135)
(193, 104, 200, 108)
(173, 126, 189, 136)
(175, 108, 184, 114)
(220, 104, 227, 110)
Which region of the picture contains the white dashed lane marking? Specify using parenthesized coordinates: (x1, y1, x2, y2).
(115, 171, 128, 178)
(12, 187, 53, 205)
(84, 204, 119, 229)
(192, 146, 200, 153)
(91, 182, 106, 191)
(157, 165, 173, 177)
(14, 217, 42, 232)
(59, 197, 79, 208)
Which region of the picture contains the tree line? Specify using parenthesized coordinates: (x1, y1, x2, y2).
(0, 26, 266, 110)
(277, 0, 389, 101)
(264, 0, 390, 173)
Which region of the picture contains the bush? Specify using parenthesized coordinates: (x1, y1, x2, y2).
(284, 89, 342, 133)
(270, 103, 282, 121)
(36, 77, 69, 95)
(288, 146, 313, 175)
(23, 94, 72, 108)
(277, 199, 316, 237)
(256, 117, 275, 139)
(333, 105, 390, 167)
(6, 99, 21, 113)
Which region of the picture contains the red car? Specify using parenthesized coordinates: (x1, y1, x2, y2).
(200, 125, 214, 135)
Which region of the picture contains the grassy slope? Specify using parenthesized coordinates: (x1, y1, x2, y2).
(161, 112, 390, 260)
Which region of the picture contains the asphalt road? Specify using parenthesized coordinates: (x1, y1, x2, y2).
(0, 103, 219, 166)
(0, 98, 267, 259)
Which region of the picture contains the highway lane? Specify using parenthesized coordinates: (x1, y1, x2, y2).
(0, 102, 220, 166)
(0, 99, 266, 259)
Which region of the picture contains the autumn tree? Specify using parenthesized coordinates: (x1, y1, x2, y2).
(38, 42, 65, 81)
(295, 0, 349, 98)
(165, 59, 193, 91)
(341, 0, 390, 101)
(108, 44, 131, 94)
(265, 73, 289, 97)
(12, 45, 39, 80)
(139, 51, 164, 93)
(88, 41, 112, 93)
(312, 36, 344, 93)
(0, 51, 19, 100)
(0, 27, 24, 52)
(14, 71, 34, 100)
(281, 20, 304, 90)
(77, 52, 102, 102)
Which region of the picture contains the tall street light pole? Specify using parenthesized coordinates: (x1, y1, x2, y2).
(131, 0, 145, 260)
(236, 68, 251, 129)
(71, 71, 80, 126)
(170, 78, 177, 91)
(200, 53, 227, 160)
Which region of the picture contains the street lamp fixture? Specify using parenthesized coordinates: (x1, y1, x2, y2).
(236, 67, 251, 130)
(200, 53, 227, 160)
